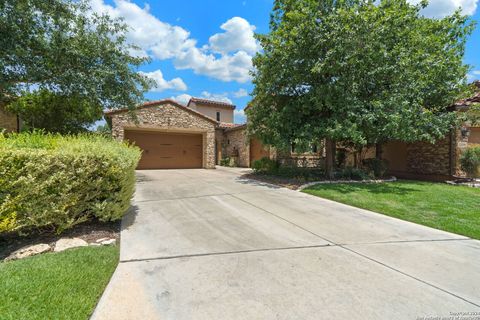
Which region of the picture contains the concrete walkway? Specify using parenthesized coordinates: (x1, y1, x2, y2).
(92, 167, 480, 320)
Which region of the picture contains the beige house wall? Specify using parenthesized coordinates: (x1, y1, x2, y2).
(109, 102, 216, 169)
(189, 102, 234, 123)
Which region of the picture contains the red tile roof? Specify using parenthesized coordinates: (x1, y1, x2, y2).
(187, 97, 236, 109)
(218, 122, 244, 129)
(452, 81, 480, 111)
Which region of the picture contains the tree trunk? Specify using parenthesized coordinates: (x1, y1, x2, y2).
(375, 143, 383, 160)
(325, 138, 336, 179)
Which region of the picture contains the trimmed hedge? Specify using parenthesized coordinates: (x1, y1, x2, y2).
(460, 146, 480, 178)
(0, 132, 141, 234)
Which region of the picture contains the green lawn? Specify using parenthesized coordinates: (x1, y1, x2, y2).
(303, 180, 480, 239)
(0, 245, 119, 320)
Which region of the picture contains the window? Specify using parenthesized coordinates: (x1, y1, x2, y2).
(216, 111, 221, 121)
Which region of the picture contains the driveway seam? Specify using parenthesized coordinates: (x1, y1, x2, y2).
(229, 193, 480, 308)
(341, 245, 480, 308)
(133, 190, 266, 203)
(119, 243, 334, 263)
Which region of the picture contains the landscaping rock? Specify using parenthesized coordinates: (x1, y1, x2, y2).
(100, 239, 116, 246)
(5, 243, 51, 261)
(95, 237, 110, 243)
(54, 238, 88, 252)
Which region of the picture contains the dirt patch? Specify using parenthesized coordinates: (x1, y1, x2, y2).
(0, 220, 120, 260)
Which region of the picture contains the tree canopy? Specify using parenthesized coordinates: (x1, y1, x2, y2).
(247, 0, 475, 172)
(1, 0, 153, 132)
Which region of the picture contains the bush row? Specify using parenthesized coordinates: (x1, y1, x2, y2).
(0, 132, 141, 234)
(251, 157, 388, 181)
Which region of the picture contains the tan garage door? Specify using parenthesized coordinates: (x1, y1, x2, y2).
(125, 130, 203, 169)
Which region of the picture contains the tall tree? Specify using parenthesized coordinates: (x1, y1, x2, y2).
(247, 0, 474, 177)
(1, 0, 153, 131)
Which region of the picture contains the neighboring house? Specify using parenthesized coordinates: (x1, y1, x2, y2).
(105, 98, 268, 169)
(0, 104, 20, 133)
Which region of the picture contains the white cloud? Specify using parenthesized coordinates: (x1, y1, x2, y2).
(174, 48, 253, 83)
(467, 70, 480, 81)
(172, 91, 237, 105)
(171, 93, 192, 105)
(209, 17, 260, 55)
(89, 1, 258, 83)
(233, 88, 249, 98)
(140, 70, 187, 92)
(234, 109, 246, 124)
(90, 0, 194, 59)
(200, 91, 233, 104)
(408, 0, 478, 17)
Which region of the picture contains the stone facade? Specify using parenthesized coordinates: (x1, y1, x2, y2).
(0, 105, 18, 132)
(406, 136, 452, 176)
(108, 101, 216, 169)
(224, 128, 250, 167)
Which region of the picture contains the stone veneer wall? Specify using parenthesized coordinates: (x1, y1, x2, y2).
(406, 136, 452, 176)
(224, 128, 250, 167)
(0, 105, 18, 132)
(109, 103, 216, 169)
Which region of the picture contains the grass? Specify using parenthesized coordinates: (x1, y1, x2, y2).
(302, 180, 480, 239)
(0, 245, 119, 320)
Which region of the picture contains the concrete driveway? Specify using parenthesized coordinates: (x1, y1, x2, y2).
(92, 167, 480, 320)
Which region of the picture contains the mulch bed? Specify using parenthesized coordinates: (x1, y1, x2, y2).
(242, 173, 311, 190)
(0, 220, 120, 260)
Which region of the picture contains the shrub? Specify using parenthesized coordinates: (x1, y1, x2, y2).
(460, 147, 480, 178)
(0, 132, 141, 234)
(252, 157, 279, 173)
(219, 157, 231, 166)
(362, 158, 389, 178)
(334, 166, 371, 181)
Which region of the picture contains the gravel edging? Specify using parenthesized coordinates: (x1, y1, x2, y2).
(297, 176, 397, 191)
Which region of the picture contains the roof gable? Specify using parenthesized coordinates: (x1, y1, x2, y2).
(187, 97, 236, 110)
(104, 99, 218, 124)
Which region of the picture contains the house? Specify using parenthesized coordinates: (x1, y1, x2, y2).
(107, 82, 479, 178)
(105, 98, 268, 169)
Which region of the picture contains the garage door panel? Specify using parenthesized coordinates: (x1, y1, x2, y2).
(124, 131, 203, 169)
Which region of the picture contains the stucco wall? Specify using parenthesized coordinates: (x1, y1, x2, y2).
(224, 128, 249, 167)
(109, 103, 216, 169)
(189, 102, 234, 123)
(0, 105, 18, 133)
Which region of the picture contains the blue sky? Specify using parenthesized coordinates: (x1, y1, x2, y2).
(92, 0, 480, 124)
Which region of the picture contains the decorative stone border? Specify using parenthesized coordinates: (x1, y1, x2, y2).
(297, 176, 397, 191)
(445, 179, 480, 188)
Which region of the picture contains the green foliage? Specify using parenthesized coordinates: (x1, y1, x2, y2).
(460, 147, 480, 178)
(363, 158, 389, 178)
(219, 157, 231, 167)
(248, 0, 474, 151)
(334, 167, 371, 181)
(0, 132, 141, 234)
(0, 246, 119, 320)
(0, 0, 153, 109)
(7, 90, 103, 134)
(252, 157, 279, 173)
